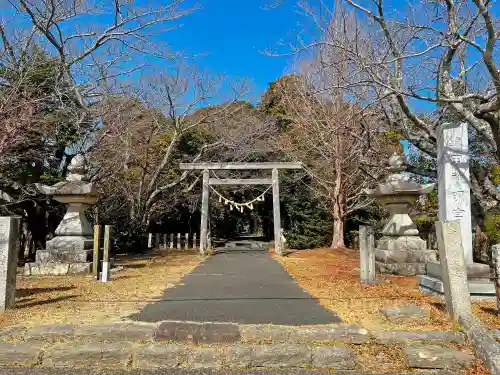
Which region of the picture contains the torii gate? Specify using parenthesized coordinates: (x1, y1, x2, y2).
(179, 162, 302, 256)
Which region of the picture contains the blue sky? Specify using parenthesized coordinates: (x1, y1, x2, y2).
(0, 0, 310, 104)
(164, 1, 303, 102)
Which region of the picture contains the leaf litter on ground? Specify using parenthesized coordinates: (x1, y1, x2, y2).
(1, 250, 202, 328)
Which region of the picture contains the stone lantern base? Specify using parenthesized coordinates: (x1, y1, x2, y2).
(24, 236, 94, 276)
(23, 210, 95, 276)
(46, 235, 94, 253)
(24, 260, 92, 276)
(375, 236, 437, 276)
(24, 247, 93, 276)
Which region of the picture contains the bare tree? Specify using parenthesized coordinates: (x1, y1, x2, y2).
(269, 0, 500, 215)
(262, 2, 394, 247)
(7, 0, 196, 94)
(274, 72, 385, 248)
(90, 67, 265, 227)
(0, 0, 196, 255)
(1, 0, 198, 159)
(1, 0, 199, 179)
(0, 73, 33, 160)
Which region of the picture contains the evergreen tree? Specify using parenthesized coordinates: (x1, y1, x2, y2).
(282, 183, 333, 249)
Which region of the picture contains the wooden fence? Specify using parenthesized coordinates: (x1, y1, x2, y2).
(148, 233, 199, 250)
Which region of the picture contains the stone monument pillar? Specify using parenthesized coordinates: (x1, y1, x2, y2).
(436, 220, 472, 320)
(366, 153, 436, 275)
(490, 244, 500, 312)
(437, 122, 472, 263)
(419, 123, 495, 298)
(24, 155, 99, 276)
(0, 217, 20, 311)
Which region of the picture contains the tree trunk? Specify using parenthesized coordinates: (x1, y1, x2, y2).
(25, 201, 47, 261)
(331, 218, 345, 248)
(129, 203, 136, 221)
(330, 191, 346, 248)
(330, 156, 346, 248)
(473, 225, 490, 263)
(18, 221, 28, 264)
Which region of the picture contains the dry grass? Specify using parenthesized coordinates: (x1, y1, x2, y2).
(275, 248, 497, 374)
(349, 343, 486, 375)
(352, 343, 407, 373)
(0, 250, 202, 328)
(275, 248, 500, 331)
(472, 302, 500, 330)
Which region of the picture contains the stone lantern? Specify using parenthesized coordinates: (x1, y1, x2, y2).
(365, 153, 437, 275)
(24, 155, 98, 276)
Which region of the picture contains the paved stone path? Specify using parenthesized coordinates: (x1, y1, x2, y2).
(134, 245, 341, 325)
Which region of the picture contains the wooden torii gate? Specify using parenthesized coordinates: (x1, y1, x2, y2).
(179, 162, 302, 256)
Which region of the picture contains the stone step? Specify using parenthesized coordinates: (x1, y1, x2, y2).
(0, 341, 476, 370)
(0, 322, 466, 347)
(373, 330, 465, 344)
(0, 342, 358, 369)
(0, 322, 475, 370)
(0, 369, 462, 375)
(379, 304, 430, 324)
(223, 241, 269, 250)
(419, 275, 496, 299)
(404, 344, 475, 370)
(426, 261, 491, 280)
(216, 248, 267, 252)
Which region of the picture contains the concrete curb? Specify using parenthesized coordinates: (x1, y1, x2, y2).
(0, 321, 467, 345)
(460, 314, 500, 375)
(240, 324, 371, 344)
(0, 321, 476, 370)
(372, 330, 465, 344)
(0, 340, 476, 370)
(0, 342, 358, 369)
